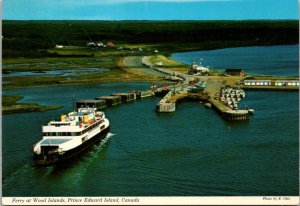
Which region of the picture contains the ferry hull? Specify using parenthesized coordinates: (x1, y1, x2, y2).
(33, 127, 110, 166)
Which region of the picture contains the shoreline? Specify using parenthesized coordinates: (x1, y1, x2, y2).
(3, 42, 298, 89)
(165, 42, 299, 56)
(2, 95, 63, 115)
(2, 43, 299, 114)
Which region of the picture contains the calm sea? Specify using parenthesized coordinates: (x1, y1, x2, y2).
(2, 45, 299, 196)
(172, 44, 299, 77)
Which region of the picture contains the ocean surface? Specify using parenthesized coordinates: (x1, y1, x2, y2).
(2, 45, 299, 196)
(172, 44, 299, 77)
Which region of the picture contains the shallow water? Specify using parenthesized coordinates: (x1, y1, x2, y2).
(3, 68, 109, 77)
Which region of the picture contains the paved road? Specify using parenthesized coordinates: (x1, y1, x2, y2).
(123, 56, 168, 77)
(123, 55, 209, 93)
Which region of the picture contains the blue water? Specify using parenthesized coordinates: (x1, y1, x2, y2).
(172, 44, 299, 77)
(2, 46, 299, 197)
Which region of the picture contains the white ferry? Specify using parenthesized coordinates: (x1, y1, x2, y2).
(33, 108, 110, 166)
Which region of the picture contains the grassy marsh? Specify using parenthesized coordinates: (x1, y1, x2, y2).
(2, 95, 63, 114)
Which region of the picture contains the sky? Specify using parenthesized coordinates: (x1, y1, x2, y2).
(3, 0, 299, 20)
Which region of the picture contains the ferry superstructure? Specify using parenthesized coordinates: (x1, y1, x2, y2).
(33, 107, 110, 166)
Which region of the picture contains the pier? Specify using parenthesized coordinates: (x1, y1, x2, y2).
(140, 56, 298, 121)
(77, 55, 298, 122)
(140, 56, 251, 121)
(156, 91, 176, 112)
(155, 86, 250, 121)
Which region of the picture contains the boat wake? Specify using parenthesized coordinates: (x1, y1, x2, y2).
(63, 132, 116, 165)
(3, 133, 117, 195)
(106, 132, 116, 138)
(2, 164, 32, 189)
(92, 132, 115, 150)
(43, 133, 117, 189)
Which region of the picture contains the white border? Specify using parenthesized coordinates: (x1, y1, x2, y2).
(2, 196, 300, 205)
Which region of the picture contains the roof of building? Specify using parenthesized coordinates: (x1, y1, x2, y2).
(77, 99, 105, 103)
(98, 96, 121, 100)
(275, 80, 299, 82)
(244, 79, 271, 82)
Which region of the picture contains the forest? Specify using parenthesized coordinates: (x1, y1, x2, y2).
(3, 20, 299, 57)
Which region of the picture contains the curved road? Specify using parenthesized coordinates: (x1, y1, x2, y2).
(123, 55, 213, 93)
(123, 56, 168, 77)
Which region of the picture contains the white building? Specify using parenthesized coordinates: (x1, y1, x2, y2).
(190, 63, 209, 74)
(97, 42, 104, 47)
(244, 80, 271, 86)
(55, 45, 64, 48)
(275, 80, 299, 86)
(87, 42, 96, 47)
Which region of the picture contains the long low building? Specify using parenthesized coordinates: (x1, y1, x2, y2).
(244, 79, 299, 87)
(274, 80, 299, 86)
(244, 80, 271, 86)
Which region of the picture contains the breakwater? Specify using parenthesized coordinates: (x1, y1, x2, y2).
(156, 91, 176, 112)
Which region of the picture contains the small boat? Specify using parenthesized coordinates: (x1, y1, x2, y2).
(248, 108, 255, 114)
(204, 103, 211, 108)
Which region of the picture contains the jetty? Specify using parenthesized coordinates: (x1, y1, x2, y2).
(155, 84, 249, 121)
(138, 55, 299, 121)
(76, 55, 298, 122)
